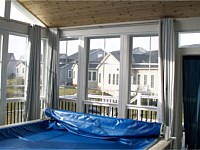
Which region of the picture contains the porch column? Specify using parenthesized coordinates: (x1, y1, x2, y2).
(0, 32, 9, 125)
(118, 35, 131, 118)
(77, 37, 89, 112)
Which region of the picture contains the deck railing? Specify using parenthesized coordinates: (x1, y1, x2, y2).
(58, 94, 158, 122)
(127, 104, 157, 122)
(6, 97, 46, 125)
(84, 100, 118, 117)
(4, 94, 158, 125)
(6, 98, 25, 124)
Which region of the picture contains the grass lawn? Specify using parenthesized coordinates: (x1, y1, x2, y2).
(59, 87, 77, 96)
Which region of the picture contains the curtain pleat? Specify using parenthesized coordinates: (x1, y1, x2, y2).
(25, 25, 41, 121)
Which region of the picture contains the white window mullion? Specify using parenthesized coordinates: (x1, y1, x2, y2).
(77, 37, 89, 112)
(118, 35, 131, 118)
(0, 32, 9, 125)
(4, 0, 11, 19)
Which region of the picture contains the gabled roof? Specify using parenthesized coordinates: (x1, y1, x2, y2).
(97, 48, 158, 69)
(132, 50, 158, 64)
(16, 60, 26, 67)
(7, 53, 16, 62)
(61, 49, 106, 69)
(110, 50, 120, 62)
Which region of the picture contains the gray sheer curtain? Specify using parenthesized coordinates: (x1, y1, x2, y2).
(45, 28, 59, 109)
(158, 18, 181, 148)
(25, 25, 41, 121)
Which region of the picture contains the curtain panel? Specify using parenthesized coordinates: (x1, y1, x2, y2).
(45, 28, 59, 109)
(158, 18, 182, 148)
(25, 25, 41, 121)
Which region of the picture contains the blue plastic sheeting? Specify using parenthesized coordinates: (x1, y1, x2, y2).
(45, 108, 161, 139)
(0, 109, 161, 149)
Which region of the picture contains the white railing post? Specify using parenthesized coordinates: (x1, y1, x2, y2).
(137, 93, 141, 120)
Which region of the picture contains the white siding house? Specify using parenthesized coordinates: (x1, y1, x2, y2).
(97, 52, 120, 97)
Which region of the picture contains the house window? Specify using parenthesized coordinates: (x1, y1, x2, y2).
(137, 74, 141, 85)
(22, 68, 25, 73)
(144, 75, 147, 85)
(68, 70, 72, 78)
(116, 74, 119, 85)
(88, 71, 97, 81)
(73, 71, 75, 79)
(92, 71, 97, 81)
(151, 75, 154, 88)
(99, 73, 101, 83)
(16, 68, 18, 73)
(108, 73, 111, 84)
(113, 74, 115, 84)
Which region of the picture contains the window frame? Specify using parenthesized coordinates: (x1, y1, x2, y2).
(137, 74, 141, 85)
(88, 71, 97, 82)
(68, 70, 72, 78)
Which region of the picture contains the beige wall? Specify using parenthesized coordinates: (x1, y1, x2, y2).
(98, 55, 120, 97)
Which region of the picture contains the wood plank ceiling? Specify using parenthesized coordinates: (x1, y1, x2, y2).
(18, 1, 200, 28)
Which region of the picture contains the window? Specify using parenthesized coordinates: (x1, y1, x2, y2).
(10, 2, 44, 26)
(68, 70, 72, 78)
(137, 74, 141, 85)
(144, 75, 147, 85)
(0, 0, 5, 17)
(113, 74, 115, 84)
(151, 75, 154, 88)
(92, 71, 97, 81)
(130, 35, 159, 104)
(59, 40, 79, 97)
(116, 74, 119, 85)
(88, 37, 120, 101)
(99, 73, 101, 83)
(179, 32, 200, 47)
(40, 39, 47, 97)
(7, 34, 28, 98)
(88, 71, 97, 81)
(88, 71, 92, 81)
(108, 74, 111, 84)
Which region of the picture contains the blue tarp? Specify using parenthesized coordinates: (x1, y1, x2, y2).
(45, 109, 161, 144)
(0, 109, 162, 149)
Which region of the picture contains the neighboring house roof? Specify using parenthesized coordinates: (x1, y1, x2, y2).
(110, 50, 120, 61)
(132, 50, 158, 64)
(7, 53, 16, 62)
(60, 47, 158, 70)
(16, 61, 26, 67)
(132, 47, 147, 54)
(98, 48, 158, 69)
(61, 49, 106, 69)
